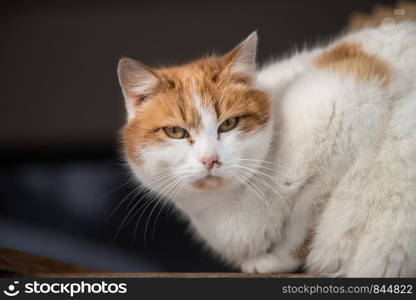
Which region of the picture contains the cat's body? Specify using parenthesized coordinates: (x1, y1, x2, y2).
(118, 21, 416, 277)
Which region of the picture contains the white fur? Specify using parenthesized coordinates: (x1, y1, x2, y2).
(126, 22, 416, 277)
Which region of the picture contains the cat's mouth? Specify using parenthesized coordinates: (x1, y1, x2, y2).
(192, 175, 228, 190)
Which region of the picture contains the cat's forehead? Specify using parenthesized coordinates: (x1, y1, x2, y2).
(133, 57, 270, 134)
(155, 77, 222, 132)
(152, 60, 228, 128)
(159, 57, 225, 80)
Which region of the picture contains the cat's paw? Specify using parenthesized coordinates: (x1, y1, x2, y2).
(241, 253, 300, 274)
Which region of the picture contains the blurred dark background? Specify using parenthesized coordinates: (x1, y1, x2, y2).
(0, 0, 396, 272)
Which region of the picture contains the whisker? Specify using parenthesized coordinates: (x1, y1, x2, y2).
(234, 164, 280, 181)
(233, 159, 296, 181)
(126, 188, 159, 226)
(113, 171, 177, 240)
(232, 171, 273, 214)
(237, 167, 286, 202)
(124, 169, 178, 212)
(103, 185, 141, 226)
(129, 177, 178, 238)
(233, 158, 294, 172)
(150, 178, 189, 238)
(103, 180, 135, 196)
(138, 176, 184, 243)
(146, 177, 188, 242)
(142, 177, 184, 241)
(113, 188, 154, 240)
(234, 164, 288, 194)
(234, 158, 290, 168)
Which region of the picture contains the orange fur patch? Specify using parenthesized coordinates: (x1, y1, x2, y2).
(292, 231, 314, 262)
(122, 55, 271, 164)
(291, 191, 332, 262)
(314, 42, 390, 85)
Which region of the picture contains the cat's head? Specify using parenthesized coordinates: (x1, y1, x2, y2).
(118, 32, 273, 199)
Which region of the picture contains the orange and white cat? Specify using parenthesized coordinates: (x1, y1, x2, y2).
(117, 21, 416, 277)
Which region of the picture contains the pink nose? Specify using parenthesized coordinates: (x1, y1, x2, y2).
(200, 154, 220, 170)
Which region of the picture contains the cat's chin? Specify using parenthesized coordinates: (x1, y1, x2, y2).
(191, 175, 230, 190)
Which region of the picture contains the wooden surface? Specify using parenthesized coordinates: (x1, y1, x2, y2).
(0, 247, 93, 277)
(34, 272, 319, 278)
(0, 247, 319, 278)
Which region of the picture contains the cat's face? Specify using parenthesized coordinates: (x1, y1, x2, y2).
(118, 33, 273, 198)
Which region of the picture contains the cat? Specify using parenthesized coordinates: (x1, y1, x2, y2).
(117, 21, 416, 277)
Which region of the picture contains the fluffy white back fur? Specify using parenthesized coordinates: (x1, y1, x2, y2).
(254, 21, 416, 276)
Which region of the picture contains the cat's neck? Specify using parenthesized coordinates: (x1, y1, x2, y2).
(173, 182, 250, 216)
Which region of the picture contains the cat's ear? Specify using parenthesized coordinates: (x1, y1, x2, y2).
(223, 31, 258, 79)
(117, 57, 159, 120)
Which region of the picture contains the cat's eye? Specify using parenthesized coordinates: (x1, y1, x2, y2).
(219, 117, 239, 133)
(163, 126, 189, 139)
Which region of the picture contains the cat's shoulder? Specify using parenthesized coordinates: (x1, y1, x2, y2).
(313, 40, 390, 86)
(312, 21, 416, 87)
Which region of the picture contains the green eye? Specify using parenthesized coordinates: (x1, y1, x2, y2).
(163, 126, 189, 139)
(219, 117, 239, 133)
